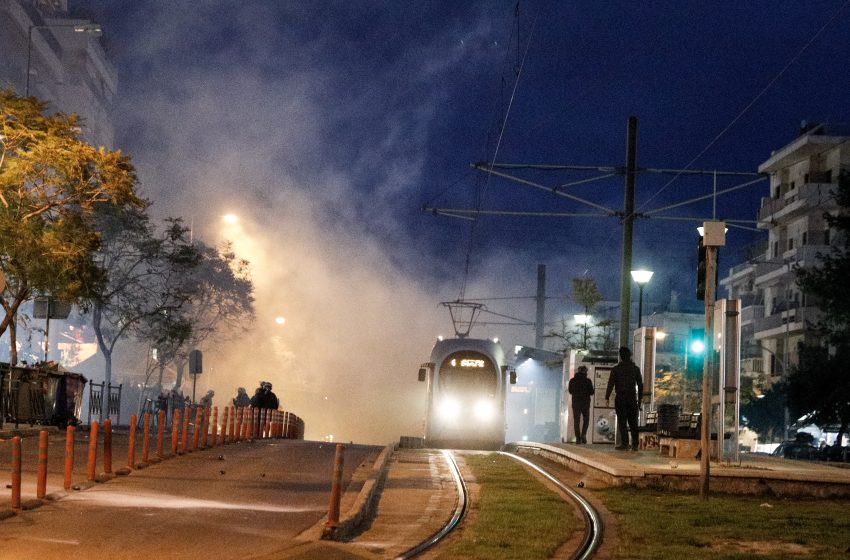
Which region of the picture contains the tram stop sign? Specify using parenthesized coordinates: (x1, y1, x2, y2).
(189, 349, 203, 375)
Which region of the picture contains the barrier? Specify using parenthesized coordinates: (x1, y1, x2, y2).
(127, 415, 137, 469)
(180, 408, 190, 452)
(172, 409, 181, 456)
(36, 431, 47, 499)
(325, 443, 346, 531)
(142, 412, 151, 464)
(156, 410, 165, 458)
(11, 436, 21, 510)
(103, 419, 112, 475)
(64, 426, 74, 490)
(192, 407, 202, 451)
(204, 406, 218, 447)
(86, 421, 99, 481)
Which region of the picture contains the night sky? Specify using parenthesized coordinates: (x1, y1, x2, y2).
(69, 1, 850, 442)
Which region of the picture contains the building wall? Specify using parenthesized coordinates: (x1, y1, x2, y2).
(0, 0, 116, 147)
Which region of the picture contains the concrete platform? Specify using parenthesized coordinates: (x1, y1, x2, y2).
(510, 441, 850, 497)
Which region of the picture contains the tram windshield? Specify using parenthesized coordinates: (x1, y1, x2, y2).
(438, 351, 497, 395)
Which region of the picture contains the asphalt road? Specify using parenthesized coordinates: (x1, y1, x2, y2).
(0, 438, 380, 559)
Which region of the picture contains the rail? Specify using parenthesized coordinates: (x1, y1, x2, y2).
(395, 450, 468, 559)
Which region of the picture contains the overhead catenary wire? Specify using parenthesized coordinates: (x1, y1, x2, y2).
(636, 0, 850, 213)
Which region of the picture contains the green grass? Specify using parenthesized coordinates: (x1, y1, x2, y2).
(596, 485, 850, 560)
(436, 453, 577, 560)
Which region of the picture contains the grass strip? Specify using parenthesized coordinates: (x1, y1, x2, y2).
(436, 453, 577, 560)
(597, 485, 850, 560)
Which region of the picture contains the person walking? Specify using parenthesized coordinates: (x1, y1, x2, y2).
(605, 346, 644, 451)
(568, 365, 594, 444)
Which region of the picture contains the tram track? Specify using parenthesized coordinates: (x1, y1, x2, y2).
(395, 449, 602, 559)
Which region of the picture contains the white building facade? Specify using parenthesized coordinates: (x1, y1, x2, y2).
(0, 0, 116, 147)
(721, 123, 850, 387)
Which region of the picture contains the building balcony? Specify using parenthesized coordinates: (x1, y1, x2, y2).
(753, 305, 821, 339)
(758, 182, 836, 226)
(741, 357, 765, 375)
(740, 304, 764, 324)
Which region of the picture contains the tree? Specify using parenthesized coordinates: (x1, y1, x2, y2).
(168, 241, 255, 392)
(0, 91, 142, 363)
(793, 169, 850, 444)
(741, 382, 787, 443)
(547, 276, 607, 354)
(85, 208, 204, 385)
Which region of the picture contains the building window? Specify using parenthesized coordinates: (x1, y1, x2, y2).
(788, 238, 794, 250)
(802, 231, 807, 245)
(804, 173, 809, 183)
(825, 228, 831, 245)
(773, 241, 779, 258)
(790, 181, 796, 190)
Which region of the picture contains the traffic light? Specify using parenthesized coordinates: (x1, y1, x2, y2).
(696, 237, 706, 300)
(686, 328, 705, 377)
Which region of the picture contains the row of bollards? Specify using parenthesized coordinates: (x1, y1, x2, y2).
(5, 406, 299, 511)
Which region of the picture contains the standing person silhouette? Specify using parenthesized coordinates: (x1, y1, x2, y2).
(605, 346, 644, 451)
(568, 365, 594, 444)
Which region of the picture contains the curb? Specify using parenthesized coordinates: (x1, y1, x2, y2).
(323, 442, 397, 541)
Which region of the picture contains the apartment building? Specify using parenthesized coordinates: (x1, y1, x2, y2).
(722, 123, 850, 387)
(0, 0, 116, 147)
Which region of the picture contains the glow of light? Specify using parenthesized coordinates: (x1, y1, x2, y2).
(492, 337, 499, 344)
(473, 399, 494, 422)
(275, 316, 286, 325)
(437, 335, 444, 341)
(690, 339, 705, 354)
(438, 397, 461, 421)
(574, 314, 591, 325)
(655, 331, 668, 340)
(223, 214, 238, 224)
(630, 270, 654, 285)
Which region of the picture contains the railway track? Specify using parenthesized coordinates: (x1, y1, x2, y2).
(396, 449, 603, 559)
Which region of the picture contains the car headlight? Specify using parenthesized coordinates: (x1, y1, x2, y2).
(473, 399, 495, 422)
(438, 397, 461, 421)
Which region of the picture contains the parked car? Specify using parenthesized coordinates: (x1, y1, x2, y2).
(771, 440, 817, 460)
(816, 444, 850, 463)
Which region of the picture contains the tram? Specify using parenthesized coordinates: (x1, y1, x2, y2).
(418, 337, 513, 449)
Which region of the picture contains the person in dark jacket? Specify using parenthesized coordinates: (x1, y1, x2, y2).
(233, 387, 251, 408)
(605, 346, 644, 451)
(568, 365, 595, 443)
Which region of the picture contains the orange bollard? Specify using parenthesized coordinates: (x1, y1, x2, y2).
(192, 406, 202, 450)
(325, 443, 346, 529)
(181, 407, 190, 452)
(156, 410, 166, 458)
(87, 421, 99, 481)
(64, 425, 75, 491)
(202, 406, 210, 448)
(221, 406, 228, 444)
(172, 409, 181, 455)
(249, 408, 256, 439)
(211, 406, 218, 446)
(142, 412, 151, 464)
(128, 414, 138, 469)
(235, 406, 242, 442)
(103, 418, 113, 474)
(11, 436, 21, 510)
(37, 430, 48, 499)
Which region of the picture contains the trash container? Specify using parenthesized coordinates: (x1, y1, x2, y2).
(657, 403, 680, 436)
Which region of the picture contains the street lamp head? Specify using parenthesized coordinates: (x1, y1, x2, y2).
(630, 270, 653, 285)
(574, 314, 591, 325)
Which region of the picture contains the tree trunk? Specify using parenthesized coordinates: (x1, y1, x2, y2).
(9, 318, 17, 365)
(103, 349, 112, 385)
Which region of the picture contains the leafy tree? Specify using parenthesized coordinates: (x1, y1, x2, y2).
(0, 91, 142, 363)
(740, 382, 787, 443)
(127, 219, 202, 389)
(794, 169, 850, 444)
(85, 208, 204, 385)
(168, 241, 255, 392)
(547, 276, 607, 353)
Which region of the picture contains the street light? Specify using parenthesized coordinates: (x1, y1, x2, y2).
(26, 23, 102, 96)
(574, 314, 592, 349)
(630, 270, 653, 328)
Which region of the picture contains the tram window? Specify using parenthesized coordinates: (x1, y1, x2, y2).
(509, 370, 517, 385)
(418, 368, 426, 382)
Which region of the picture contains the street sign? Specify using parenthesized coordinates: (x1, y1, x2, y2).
(189, 349, 203, 375)
(32, 297, 72, 319)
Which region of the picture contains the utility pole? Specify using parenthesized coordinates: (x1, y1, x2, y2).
(535, 264, 546, 347)
(619, 116, 637, 348)
(699, 220, 725, 499)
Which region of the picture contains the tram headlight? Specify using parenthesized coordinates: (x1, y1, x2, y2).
(473, 399, 495, 422)
(437, 397, 461, 422)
